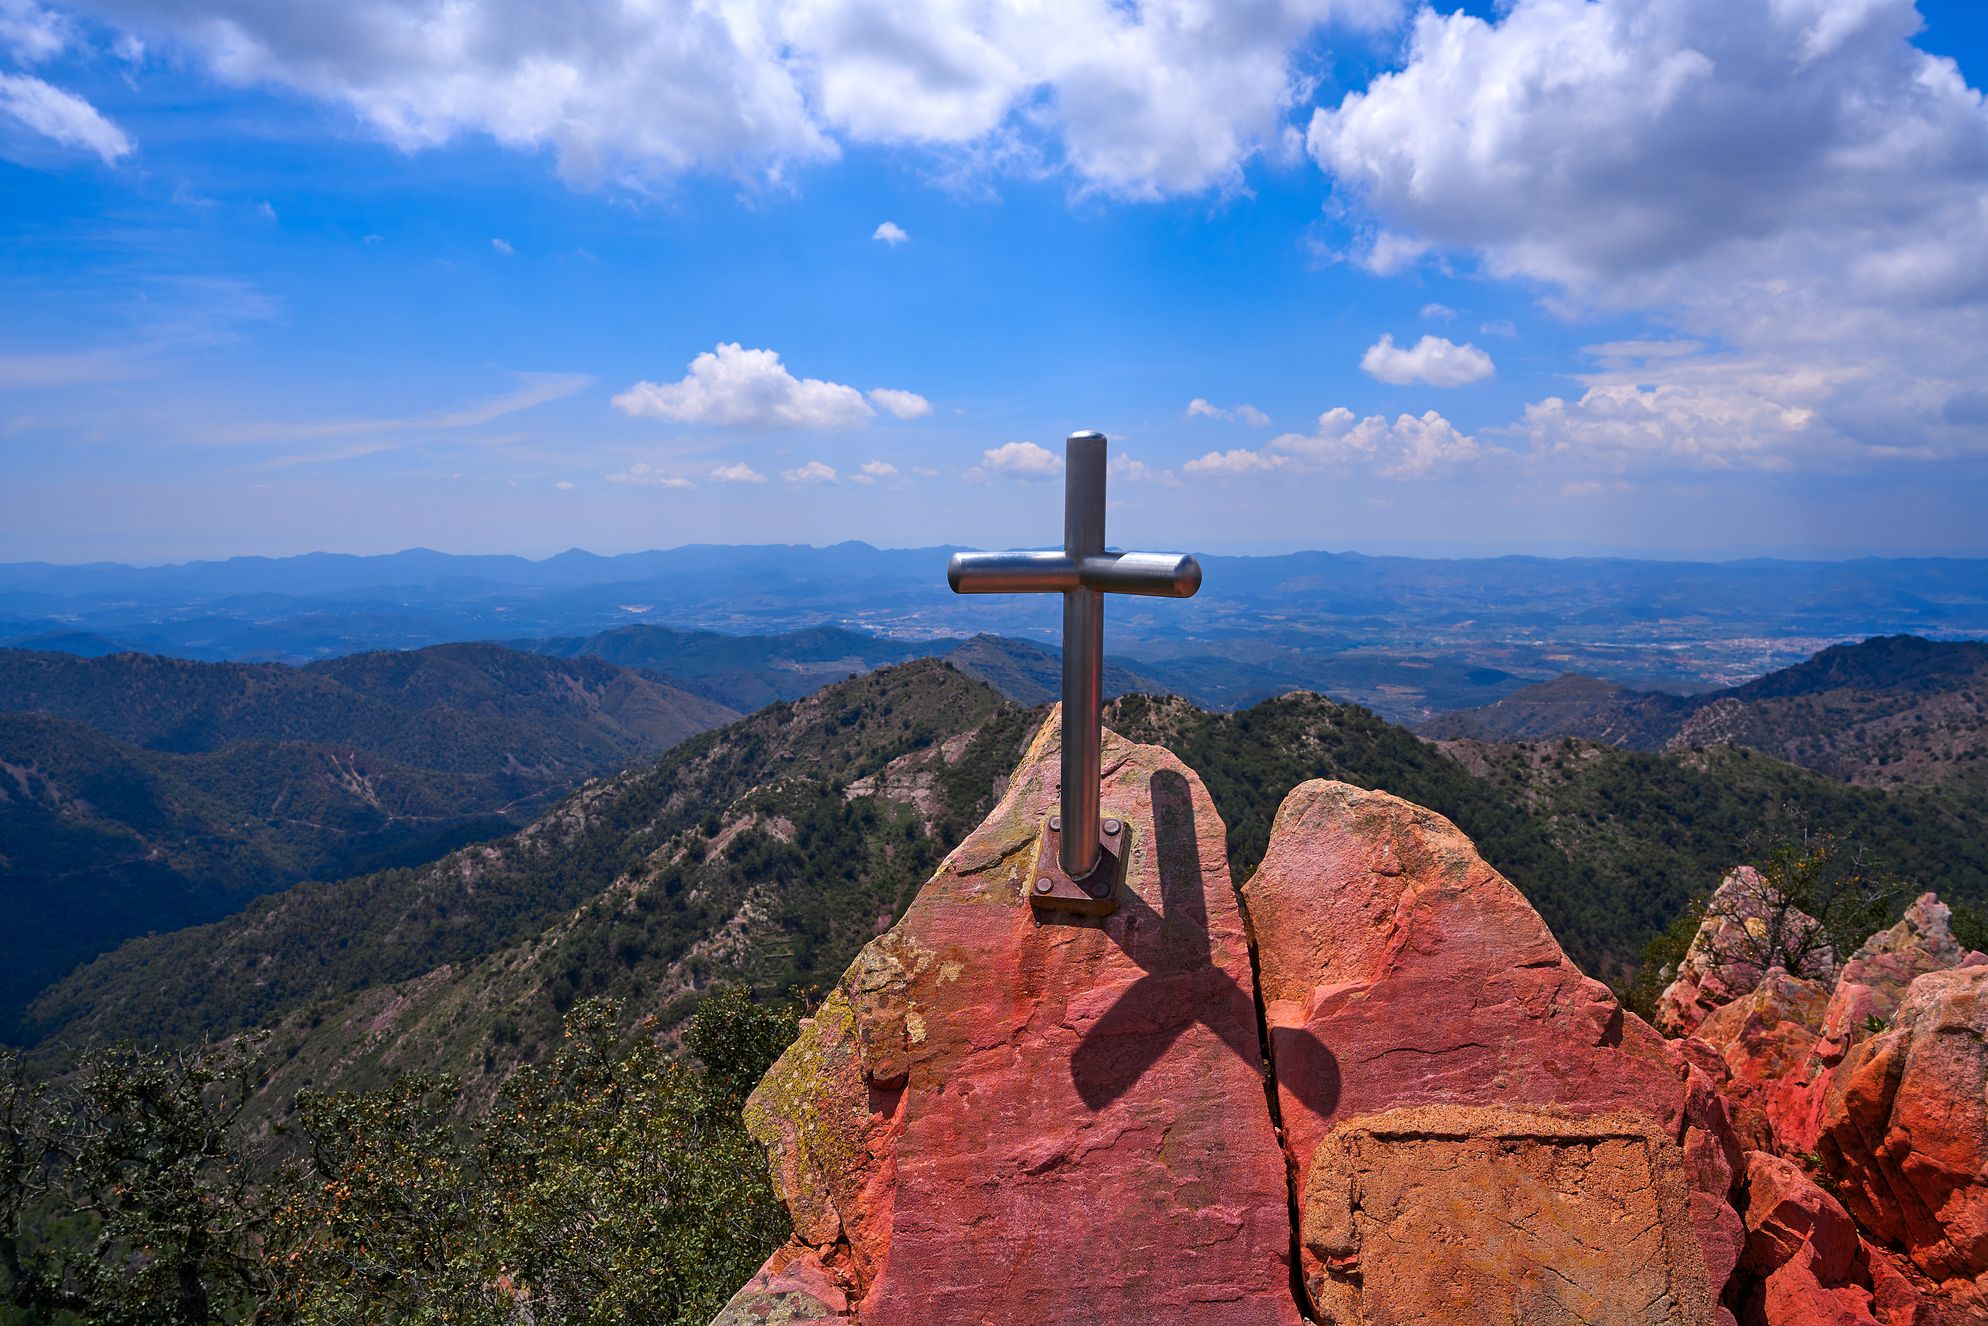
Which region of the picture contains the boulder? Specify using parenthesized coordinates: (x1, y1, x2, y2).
(1656, 867, 1837, 1038)
(1692, 969, 1829, 1154)
(1243, 780, 1732, 1321)
(1736, 1151, 1878, 1325)
(723, 710, 1302, 1326)
(1302, 1104, 1719, 1325)
(1819, 964, 1988, 1311)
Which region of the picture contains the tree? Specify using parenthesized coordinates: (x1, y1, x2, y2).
(2, 1039, 274, 1325)
(269, 990, 798, 1326)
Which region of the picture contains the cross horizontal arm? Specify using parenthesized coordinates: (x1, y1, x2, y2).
(947, 550, 1202, 598)
(948, 550, 1078, 594)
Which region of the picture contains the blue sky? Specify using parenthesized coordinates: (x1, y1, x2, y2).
(4, 0, 1987, 563)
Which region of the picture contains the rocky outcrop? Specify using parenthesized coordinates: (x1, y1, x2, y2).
(723, 710, 1299, 1325)
(722, 724, 1988, 1326)
(1656, 879, 1988, 1324)
(1819, 965, 1988, 1318)
(1656, 867, 1838, 1037)
(1245, 780, 1732, 1322)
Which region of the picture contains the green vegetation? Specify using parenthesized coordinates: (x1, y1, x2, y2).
(1, 991, 794, 1326)
(0, 645, 739, 1043)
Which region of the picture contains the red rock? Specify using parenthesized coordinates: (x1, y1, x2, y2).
(1862, 1240, 1941, 1326)
(710, 1245, 853, 1324)
(1244, 780, 1732, 1318)
(1737, 1151, 1880, 1325)
(731, 711, 1302, 1326)
(1657, 867, 1838, 1037)
(1765, 894, 1978, 1159)
(1693, 968, 1829, 1154)
(1820, 965, 1988, 1294)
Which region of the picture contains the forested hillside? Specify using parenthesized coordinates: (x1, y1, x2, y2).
(0, 644, 737, 1039)
(30, 659, 1988, 1125)
(1422, 635, 1988, 791)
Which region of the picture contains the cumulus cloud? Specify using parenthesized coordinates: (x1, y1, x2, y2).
(0, 72, 133, 162)
(490, 237, 515, 255)
(978, 439, 1060, 478)
(867, 386, 930, 419)
(614, 343, 879, 429)
(710, 461, 767, 483)
(1308, 0, 1988, 467)
(1359, 333, 1493, 387)
(1109, 451, 1176, 484)
(1186, 398, 1270, 426)
(781, 459, 838, 483)
(76, 0, 1409, 196)
(1183, 447, 1286, 476)
(1420, 303, 1455, 320)
(850, 459, 899, 484)
(872, 220, 908, 244)
(608, 461, 694, 488)
(1188, 406, 1480, 480)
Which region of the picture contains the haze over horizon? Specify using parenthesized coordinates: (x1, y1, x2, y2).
(7, 0, 1988, 564)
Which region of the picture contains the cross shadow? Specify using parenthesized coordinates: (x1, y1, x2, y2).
(1065, 768, 1338, 1117)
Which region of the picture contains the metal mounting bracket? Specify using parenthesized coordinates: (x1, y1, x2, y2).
(1028, 812, 1127, 917)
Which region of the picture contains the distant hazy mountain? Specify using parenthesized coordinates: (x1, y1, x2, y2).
(1420, 635, 1988, 789)
(0, 643, 737, 1037)
(10, 544, 1988, 719)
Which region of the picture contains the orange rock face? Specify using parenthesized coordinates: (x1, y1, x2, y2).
(724, 712, 1300, 1326)
(1242, 780, 1733, 1321)
(1820, 965, 1988, 1315)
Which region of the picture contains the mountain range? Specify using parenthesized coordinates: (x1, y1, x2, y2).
(12, 543, 1988, 719)
(1421, 634, 1988, 790)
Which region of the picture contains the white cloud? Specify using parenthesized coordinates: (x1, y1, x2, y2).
(1420, 303, 1455, 320)
(1186, 398, 1270, 426)
(1183, 447, 1287, 476)
(82, 0, 1410, 196)
(1308, 0, 1988, 467)
(710, 461, 767, 484)
(614, 343, 877, 429)
(1273, 406, 1480, 479)
(554, 479, 576, 490)
(872, 220, 908, 245)
(0, 73, 134, 163)
(1109, 451, 1176, 485)
(1479, 320, 1517, 338)
(781, 459, 838, 484)
(979, 439, 1060, 478)
(1189, 405, 1480, 480)
(867, 386, 930, 419)
(850, 459, 899, 484)
(608, 461, 694, 488)
(491, 237, 515, 255)
(257, 200, 277, 220)
(204, 371, 593, 445)
(1359, 333, 1494, 387)
(1, 1, 69, 62)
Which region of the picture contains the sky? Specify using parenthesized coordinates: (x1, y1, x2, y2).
(3, 0, 1988, 564)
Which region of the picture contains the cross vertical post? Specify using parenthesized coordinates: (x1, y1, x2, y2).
(947, 430, 1202, 914)
(1061, 430, 1107, 878)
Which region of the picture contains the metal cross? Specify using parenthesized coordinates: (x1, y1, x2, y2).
(948, 430, 1201, 914)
